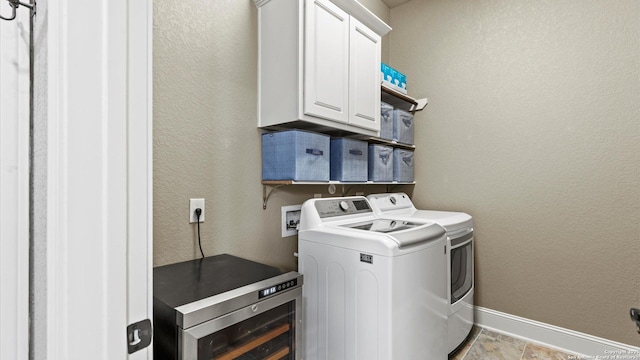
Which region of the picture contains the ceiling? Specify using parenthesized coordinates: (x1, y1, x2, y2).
(381, 0, 410, 9)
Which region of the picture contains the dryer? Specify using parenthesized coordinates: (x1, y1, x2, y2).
(367, 193, 474, 355)
(298, 196, 448, 360)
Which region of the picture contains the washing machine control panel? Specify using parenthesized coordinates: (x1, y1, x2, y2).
(315, 198, 372, 218)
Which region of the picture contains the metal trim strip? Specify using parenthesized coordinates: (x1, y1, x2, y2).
(180, 287, 303, 359)
(450, 231, 473, 248)
(175, 272, 303, 329)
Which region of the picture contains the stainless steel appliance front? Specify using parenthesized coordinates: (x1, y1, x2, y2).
(153, 254, 303, 360)
(180, 286, 301, 359)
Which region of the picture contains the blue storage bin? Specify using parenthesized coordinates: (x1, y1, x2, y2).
(393, 109, 414, 145)
(262, 130, 330, 181)
(330, 138, 368, 182)
(393, 149, 414, 182)
(368, 144, 393, 182)
(380, 102, 394, 141)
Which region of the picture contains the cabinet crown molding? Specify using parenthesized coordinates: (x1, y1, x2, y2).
(253, 0, 391, 36)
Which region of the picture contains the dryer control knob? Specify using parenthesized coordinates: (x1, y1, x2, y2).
(339, 201, 349, 211)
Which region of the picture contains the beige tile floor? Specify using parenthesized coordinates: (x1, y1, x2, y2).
(450, 326, 574, 360)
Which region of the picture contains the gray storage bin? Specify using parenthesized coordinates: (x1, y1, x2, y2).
(262, 130, 330, 181)
(380, 102, 394, 141)
(393, 148, 414, 182)
(330, 138, 368, 182)
(368, 144, 394, 182)
(393, 109, 414, 145)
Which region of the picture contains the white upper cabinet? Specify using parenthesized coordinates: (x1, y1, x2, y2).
(255, 0, 390, 136)
(349, 16, 382, 131)
(304, 0, 350, 124)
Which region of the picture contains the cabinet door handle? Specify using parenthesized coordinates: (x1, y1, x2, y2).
(349, 149, 363, 156)
(305, 148, 323, 156)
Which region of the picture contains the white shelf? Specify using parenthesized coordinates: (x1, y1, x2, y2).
(262, 180, 415, 185)
(261, 180, 414, 209)
(381, 84, 428, 112)
(359, 136, 416, 150)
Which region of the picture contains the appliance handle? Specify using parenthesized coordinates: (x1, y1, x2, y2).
(177, 272, 301, 328)
(348, 149, 363, 156)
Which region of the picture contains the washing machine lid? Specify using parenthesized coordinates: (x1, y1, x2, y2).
(299, 197, 447, 252)
(338, 218, 446, 249)
(341, 218, 423, 233)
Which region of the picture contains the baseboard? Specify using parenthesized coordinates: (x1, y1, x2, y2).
(474, 306, 640, 356)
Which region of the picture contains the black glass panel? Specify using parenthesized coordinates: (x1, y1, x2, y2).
(451, 242, 473, 303)
(198, 302, 296, 360)
(154, 254, 283, 308)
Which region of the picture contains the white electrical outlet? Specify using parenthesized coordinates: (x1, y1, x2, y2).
(189, 198, 205, 223)
(281, 205, 302, 237)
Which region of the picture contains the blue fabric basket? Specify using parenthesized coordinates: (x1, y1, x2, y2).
(262, 130, 330, 181)
(380, 102, 394, 141)
(393, 148, 414, 182)
(393, 109, 414, 145)
(368, 144, 394, 182)
(330, 138, 368, 182)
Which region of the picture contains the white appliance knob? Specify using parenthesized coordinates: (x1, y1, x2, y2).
(390, 196, 397, 205)
(339, 201, 349, 211)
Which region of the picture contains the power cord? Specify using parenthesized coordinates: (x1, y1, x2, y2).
(195, 208, 204, 258)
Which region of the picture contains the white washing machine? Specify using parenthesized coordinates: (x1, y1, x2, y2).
(298, 196, 448, 360)
(367, 193, 474, 355)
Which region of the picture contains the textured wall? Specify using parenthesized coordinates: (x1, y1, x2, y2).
(389, 0, 640, 346)
(153, 0, 391, 270)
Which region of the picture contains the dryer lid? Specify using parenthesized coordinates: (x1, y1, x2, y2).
(413, 210, 473, 233)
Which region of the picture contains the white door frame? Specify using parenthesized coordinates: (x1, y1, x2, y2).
(45, 0, 152, 359)
(0, 5, 31, 360)
(126, 0, 154, 358)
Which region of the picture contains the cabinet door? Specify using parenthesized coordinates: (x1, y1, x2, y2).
(304, 0, 350, 124)
(348, 17, 381, 131)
